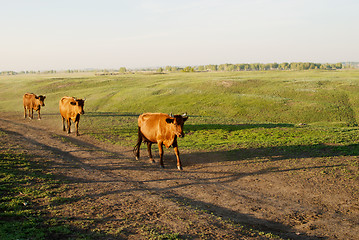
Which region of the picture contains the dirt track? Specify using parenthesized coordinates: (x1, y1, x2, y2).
(1, 112, 358, 239)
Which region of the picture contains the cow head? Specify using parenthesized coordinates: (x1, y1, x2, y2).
(70, 98, 85, 115)
(166, 113, 188, 138)
(35, 95, 46, 107)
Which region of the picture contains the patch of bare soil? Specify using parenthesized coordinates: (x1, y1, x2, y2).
(1, 112, 358, 239)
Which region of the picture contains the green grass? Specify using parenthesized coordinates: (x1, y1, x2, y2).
(0, 149, 73, 240)
(3, 70, 359, 153)
(2, 70, 359, 154)
(2, 70, 359, 124)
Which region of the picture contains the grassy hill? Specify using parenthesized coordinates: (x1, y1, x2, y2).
(2, 70, 359, 152)
(2, 70, 359, 124)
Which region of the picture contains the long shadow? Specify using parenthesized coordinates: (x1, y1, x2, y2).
(42, 164, 323, 239)
(175, 143, 359, 169)
(85, 111, 138, 118)
(41, 111, 139, 118)
(56, 166, 324, 239)
(186, 122, 294, 131)
(231, 143, 359, 161)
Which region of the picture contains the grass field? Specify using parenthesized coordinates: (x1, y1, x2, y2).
(2, 69, 359, 153)
(2, 70, 359, 124)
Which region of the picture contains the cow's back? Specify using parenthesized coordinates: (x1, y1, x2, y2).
(138, 113, 168, 129)
(23, 93, 35, 107)
(59, 97, 73, 118)
(138, 113, 169, 141)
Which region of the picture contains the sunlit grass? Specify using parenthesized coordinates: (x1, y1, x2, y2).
(2, 70, 359, 154)
(2, 70, 359, 125)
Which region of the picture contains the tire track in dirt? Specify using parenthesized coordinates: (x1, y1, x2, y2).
(1, 113, 358, 239)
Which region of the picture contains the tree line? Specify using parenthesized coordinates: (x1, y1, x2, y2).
(162, 62, 344, 73)
(0, 62, 350, 75)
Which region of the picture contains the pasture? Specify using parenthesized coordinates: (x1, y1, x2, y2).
(1, 69, 359, 239)
(2, 70, 359, 152)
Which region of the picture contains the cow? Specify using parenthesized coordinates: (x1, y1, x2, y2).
(59, 96, 85, 136)
(133, 113, 188, 170)
(23, 93, 46, 120)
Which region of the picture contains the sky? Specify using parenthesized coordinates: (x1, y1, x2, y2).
(1, 0, 358, 71)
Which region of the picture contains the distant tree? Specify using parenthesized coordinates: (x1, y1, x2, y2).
(119, 67, 127, 73)
(279, 62, 289, 70)
(218, 64, 225, 71)
(157, 67, 164, 73)
(271, 63, 279, 69)
(243, 64, 250, 71)
(308, 63, 316, 69)
(335, 63, 343, 69)
(263, 64, 271, 70)
(227, 64, 236, 71)
(302, 62, 310, 70)
(182, 66, 194, 72)
(250, 63, 260, 71)
(205, 64, 217, 71)
(197, 65, 205, 71)
(172, 66, 180, 72)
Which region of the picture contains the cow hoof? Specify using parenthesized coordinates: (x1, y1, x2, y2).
(160, 165, 165, 169)
(135, 157, 139, 160)
(177, 166, 183, 171)
(150, 158, 155, 163)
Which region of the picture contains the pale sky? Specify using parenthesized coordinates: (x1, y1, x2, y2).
(1, 0, 358, 71)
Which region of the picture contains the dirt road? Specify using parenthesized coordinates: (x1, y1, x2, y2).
(1, 112, 358, 239)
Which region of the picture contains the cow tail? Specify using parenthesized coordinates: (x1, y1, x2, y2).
(133, 127, 142, 159)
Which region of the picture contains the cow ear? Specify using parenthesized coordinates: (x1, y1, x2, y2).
(165, 118, 174, 124)
(35, 96, 39, 99)
(70, 101, 76, 105)
(183, 116, 188, 122)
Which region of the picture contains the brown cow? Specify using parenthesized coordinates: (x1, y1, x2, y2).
(134, 113, 188, 170)
(23, 93, 46, 119)
(59, 96, 85, 136)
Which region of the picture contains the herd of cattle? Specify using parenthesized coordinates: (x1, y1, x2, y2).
(23, 93, 189, 170)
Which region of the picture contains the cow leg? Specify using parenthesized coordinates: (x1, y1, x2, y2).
(24, 107, 27, 118)
(75, 114, 81, 136)
(37, 110, 41, 120)
(30, 108, 34, 119)
(135, 140, 141, 160)
(173, 141, 183, 170)
(62, 117, 66, 132)
(158, 142, 164, 168)
(67, 119, 71, 134)
(75, 121, 79, 136)
(134, 128, 143, 160)
(147, 142, 155, 163)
